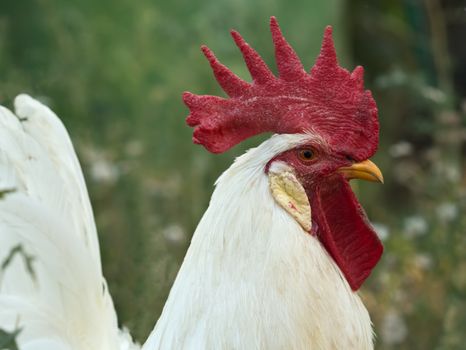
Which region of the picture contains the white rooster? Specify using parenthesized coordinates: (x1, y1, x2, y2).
(0, 17, 384, 350)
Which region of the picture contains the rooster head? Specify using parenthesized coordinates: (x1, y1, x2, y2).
(184, 17, 383, 291)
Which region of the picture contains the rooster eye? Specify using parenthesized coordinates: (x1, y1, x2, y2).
(298, 148, 316, 162)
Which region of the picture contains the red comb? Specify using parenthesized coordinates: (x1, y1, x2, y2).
(184, 17, 378, 160)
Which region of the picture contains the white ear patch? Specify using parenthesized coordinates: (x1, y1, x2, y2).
(269, 168, 312, 232)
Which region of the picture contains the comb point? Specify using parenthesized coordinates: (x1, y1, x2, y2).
(270, 16, 304, 80)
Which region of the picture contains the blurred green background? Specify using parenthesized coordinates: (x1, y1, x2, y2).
(1, 0, 465, 349)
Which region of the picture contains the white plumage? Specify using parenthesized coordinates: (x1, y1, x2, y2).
(0, 95, 138, 350)
(146, 134, 373, 349)
(0, 96, 374, 349)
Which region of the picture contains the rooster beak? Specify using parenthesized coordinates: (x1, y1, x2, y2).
(338, 160, 384, 183)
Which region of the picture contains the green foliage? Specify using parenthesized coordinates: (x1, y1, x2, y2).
(0, 189, 15, 199)
(0, 0, 464, 348)
(0, 328, 21, 350)
(349, 1, 466, 349)
(0, 244, 27, 350)
(0, 244, 36, 284)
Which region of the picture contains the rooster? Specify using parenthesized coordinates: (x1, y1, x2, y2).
(0, 17, 383, 350)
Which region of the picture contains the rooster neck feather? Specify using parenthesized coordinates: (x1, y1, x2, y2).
(144, 134, 373, 350)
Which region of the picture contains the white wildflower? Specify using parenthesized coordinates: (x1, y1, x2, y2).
(376, 68, 407, 88)
(389, 141, 413, 158)
(80, 144, 119, 184)
(421, 86, 446, 103)
(403, 216, 428, 238)
(434, 161, 460, 183)
(381, 309, 408, 345)
(444, 164, 460, 183)
(163, 224, 186, 245)
(90, 159, 119, 184)
(414, 253, 433, 270)
(436, 202, 458, 222)
(372, 222, 390, 241)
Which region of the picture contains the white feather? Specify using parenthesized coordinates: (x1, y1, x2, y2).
(0, 95, 139, 350)
(144, 134, 374, 350)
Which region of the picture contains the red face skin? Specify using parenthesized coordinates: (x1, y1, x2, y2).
(267, 141, 383, 291)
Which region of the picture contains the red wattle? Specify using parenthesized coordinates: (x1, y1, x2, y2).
(311, 177, 383, 291)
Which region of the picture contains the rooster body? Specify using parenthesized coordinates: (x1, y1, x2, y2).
(0, 18, 383, 350)
(146, 134, 373, 350)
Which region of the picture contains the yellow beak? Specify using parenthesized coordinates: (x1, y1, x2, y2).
(338, 159, 384, 183)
